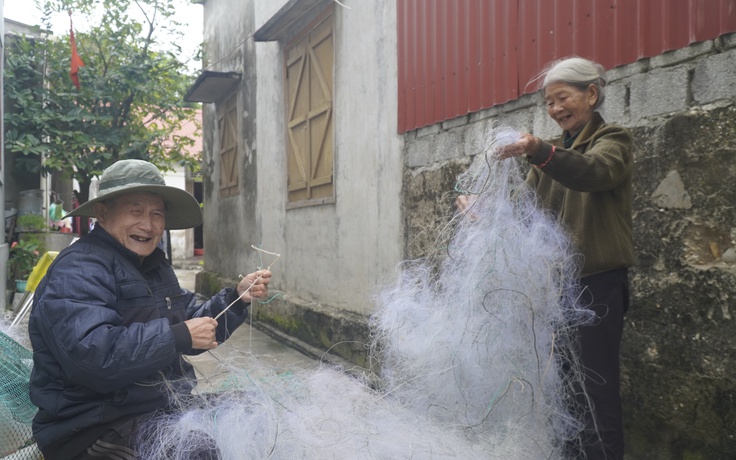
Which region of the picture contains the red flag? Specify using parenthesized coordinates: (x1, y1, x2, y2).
(69, 11, 84, 89)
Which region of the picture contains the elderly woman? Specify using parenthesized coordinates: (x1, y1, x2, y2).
(460, 57, 634, 459)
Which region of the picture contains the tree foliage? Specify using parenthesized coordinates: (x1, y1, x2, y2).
(4, 0, 201, 212)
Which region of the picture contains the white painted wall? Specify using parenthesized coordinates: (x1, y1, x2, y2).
(254, 0, 404, 314)
(163, 167, 194, 260)
(254, 0, 287, 29)
(200, 0, 403, 314)
(200, 0, 259, 282)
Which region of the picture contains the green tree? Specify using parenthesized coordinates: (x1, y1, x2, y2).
(4, 0, 201, 232)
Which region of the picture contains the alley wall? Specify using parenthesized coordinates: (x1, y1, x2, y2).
(251, 0, 404, 314)
(197, 1, 404, 367)
(199, 0, 261, 283)
(403, 33, 736, 459)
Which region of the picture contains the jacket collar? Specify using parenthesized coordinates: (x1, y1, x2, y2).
(569, 112, 605, 150)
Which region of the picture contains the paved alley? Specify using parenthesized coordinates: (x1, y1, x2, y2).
(172, 260, 319, 392)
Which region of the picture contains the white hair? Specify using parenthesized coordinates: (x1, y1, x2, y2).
(539, 57, 607, 108)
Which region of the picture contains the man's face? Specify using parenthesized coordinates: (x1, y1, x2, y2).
(95, 192, 166, 258)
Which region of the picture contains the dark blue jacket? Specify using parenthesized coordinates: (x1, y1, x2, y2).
(28, 226, 249, 457)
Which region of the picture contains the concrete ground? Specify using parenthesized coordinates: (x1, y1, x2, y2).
(173, 259, 319, 391)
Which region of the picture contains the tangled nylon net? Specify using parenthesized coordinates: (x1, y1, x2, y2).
(139, 127, 592, 459)
(369, 127, 592, 458)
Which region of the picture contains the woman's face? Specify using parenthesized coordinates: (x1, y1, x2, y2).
(544, 82, 598, 134)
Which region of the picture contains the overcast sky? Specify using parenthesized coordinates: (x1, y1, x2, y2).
(3, 0, 203, 71)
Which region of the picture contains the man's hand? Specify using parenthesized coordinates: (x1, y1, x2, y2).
(185, 317, 219, 349)
(236, 269, 272, 303)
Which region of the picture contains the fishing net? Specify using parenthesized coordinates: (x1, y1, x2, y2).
(135, 127, 593, 459)
(0, 127, 590, 459)
(1, 251, 58, 458)
(0, 328, 41, 460)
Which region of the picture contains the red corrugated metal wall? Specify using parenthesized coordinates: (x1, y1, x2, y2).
(397, 0, 736, 133)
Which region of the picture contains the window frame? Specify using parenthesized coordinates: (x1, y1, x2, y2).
(217, 93, 239, 198)
(283, 6, 336, 209)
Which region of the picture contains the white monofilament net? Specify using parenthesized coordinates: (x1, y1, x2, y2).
(136, 127, 592, 459)
(136, 360, 493, 459)
(370, 127, 592, 458)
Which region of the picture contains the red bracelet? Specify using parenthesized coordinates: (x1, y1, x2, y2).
(538, 145, 556, 169)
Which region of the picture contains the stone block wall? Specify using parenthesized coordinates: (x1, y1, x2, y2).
(402, 34, 736, 458)
(624, 107, 736, 459)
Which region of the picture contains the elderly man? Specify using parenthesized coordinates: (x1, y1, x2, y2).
(28, 159, 271, 460)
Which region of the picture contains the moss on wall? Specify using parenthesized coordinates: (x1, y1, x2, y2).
(195, 270, 226, 298)
(253, 296, 371, 369)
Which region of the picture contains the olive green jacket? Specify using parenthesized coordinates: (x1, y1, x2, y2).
(525, 112, 635, 277)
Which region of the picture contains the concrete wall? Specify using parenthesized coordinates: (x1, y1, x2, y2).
(254, 0, 403, 315)
(202, 0, 403, 314)
(163, 167, 195, 260)
(199, 0, 262, 280)
(198, 0, 403, 367)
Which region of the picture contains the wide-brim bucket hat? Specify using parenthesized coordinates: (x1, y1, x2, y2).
(64, 159, 203, 230)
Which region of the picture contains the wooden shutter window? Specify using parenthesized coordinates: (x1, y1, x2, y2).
(218, 95, 239, 197)
(285, 11, 334, 206)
